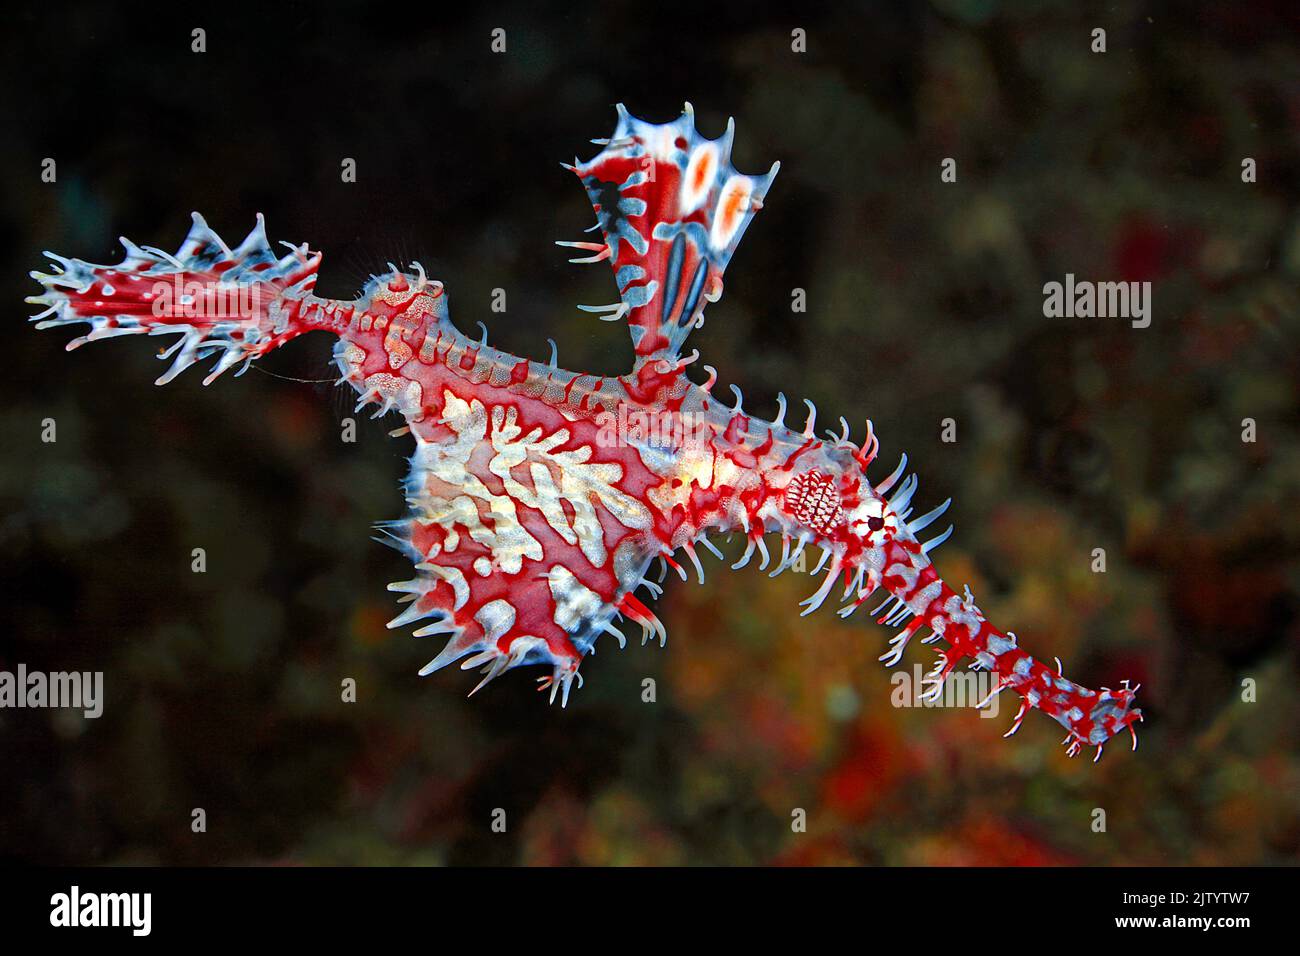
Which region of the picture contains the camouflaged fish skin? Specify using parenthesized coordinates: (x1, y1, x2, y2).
(28, 104, 1142, 760)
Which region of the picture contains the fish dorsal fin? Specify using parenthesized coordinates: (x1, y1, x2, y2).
(565, 103, 779, 364)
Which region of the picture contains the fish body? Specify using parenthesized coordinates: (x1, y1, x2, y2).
(28, 104, 1141, 758)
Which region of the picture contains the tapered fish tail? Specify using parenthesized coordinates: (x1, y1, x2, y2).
(27, 212, 345, 385)
(878, 557, 1142, 761)
(708, 384, 1143, 760)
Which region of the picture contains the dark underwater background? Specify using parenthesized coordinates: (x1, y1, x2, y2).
(0, 1, 1296, 865)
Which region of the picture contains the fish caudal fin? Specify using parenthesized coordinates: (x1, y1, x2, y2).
(27, 213, 349, 385)
(564, 103, 779, 363)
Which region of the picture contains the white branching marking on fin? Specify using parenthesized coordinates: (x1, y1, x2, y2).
(410, 391, 650, 574)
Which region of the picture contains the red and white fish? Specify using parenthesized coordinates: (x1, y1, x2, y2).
(28, 104, 1142, 761)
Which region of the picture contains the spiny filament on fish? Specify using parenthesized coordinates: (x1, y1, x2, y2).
(27, 102, 1142, 761)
